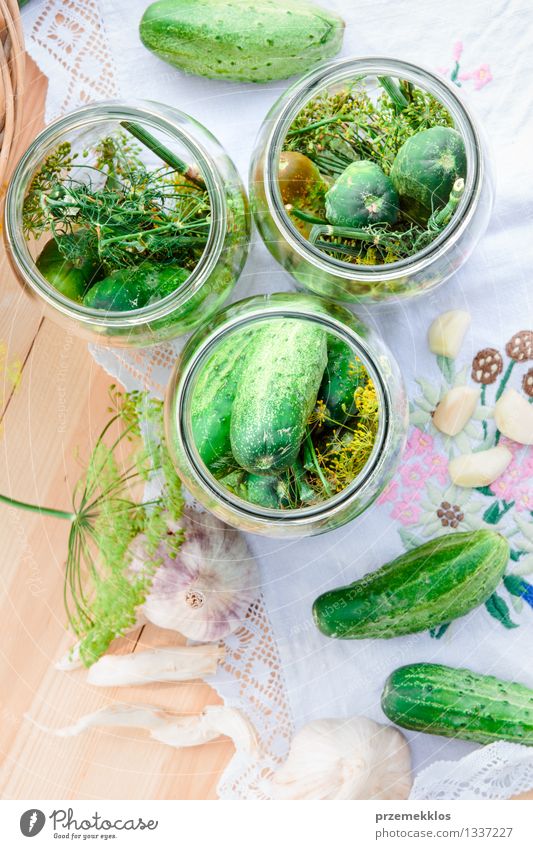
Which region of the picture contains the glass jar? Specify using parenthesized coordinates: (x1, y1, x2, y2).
(165, 292, 408, 537)
(250, 57, 493, 303)
(4, 100, 250, 347)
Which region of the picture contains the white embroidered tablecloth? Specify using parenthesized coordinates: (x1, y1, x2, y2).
(21, 0, 533, 799)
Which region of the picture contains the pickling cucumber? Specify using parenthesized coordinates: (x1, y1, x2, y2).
(139, 0, 345, 84)
(83, 262, 189, 311)
(313, 530, 509, 639)
(318, 334, 366, 423)
(36, 236, 101, 302)
(191, 328, 257, 472)
(325, 161, 399, 227)
(390, 126, 466, 220)
(230, 319, 328, 473)
(381, 663, 533, 745)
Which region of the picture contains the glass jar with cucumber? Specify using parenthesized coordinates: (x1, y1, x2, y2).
(4, 101, 250, 347)
(250, 57, 493, 303)
(165, 293, 407, 537)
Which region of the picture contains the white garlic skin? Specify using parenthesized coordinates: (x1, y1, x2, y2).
(135, 508, 259, 642)
(270, 716, 411, 800)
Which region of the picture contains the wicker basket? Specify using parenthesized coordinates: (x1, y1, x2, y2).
(0, 0, 24, 188)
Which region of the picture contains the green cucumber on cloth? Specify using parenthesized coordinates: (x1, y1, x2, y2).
(139, 0, 345, 83)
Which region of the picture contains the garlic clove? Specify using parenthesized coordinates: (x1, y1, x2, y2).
(86, 644, 224, 687)
(494, 388, 533, 445)
(448, 446, 513, 488)
(428, 310, 471, 358)
(432, 386, 480, 436)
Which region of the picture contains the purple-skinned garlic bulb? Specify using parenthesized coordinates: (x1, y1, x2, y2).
(131, 507, 260, 642)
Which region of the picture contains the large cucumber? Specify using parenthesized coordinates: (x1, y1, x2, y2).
(318, 334, 366, 423)
(191, 328, 256, 472)
(230, 319, 328, 473)
(139, 0, 344, 84)
(313, 530, 509, 639)
(381, 663, 533, 745)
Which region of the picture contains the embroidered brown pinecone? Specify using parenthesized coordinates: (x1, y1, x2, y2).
(471, 347, 503, 384)
(523, 367, 533, 399)
(505, 330, 533, 362)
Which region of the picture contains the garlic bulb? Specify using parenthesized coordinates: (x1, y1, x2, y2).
(132, 507, 259, 642)
(270, 716, 411, 800)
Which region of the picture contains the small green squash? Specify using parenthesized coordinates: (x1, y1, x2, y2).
(390, 126, 466, 220)
(382, 663, 533, 745)
(83, 262, 189, 311)
(313, 530, 509, 639)
(325, 161, 399, 228)
(230, 319, 328, 474)
(36, 237, 101, 302)
(139, 0, 345, 84)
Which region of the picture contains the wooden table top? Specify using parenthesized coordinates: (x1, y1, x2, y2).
(0, 55, 531, 802)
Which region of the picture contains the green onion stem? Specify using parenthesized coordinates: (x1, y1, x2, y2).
(286, 113, 349, 137)
(378, 76, 409, 112)
(0, 492, 75, 521)
(120, 121, 205, 189)
(289, 208, 327, 225)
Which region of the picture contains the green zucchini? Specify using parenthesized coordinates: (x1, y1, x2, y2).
(191, 328, 257, 472)
(312, 530, 509, 639)
(390, 126, 466, 220)
(139, 0, 345, 84)
(230, 319, 328, 473)
(318, 334, 365, 423)
(83, 262, 189, 311)
(325, 161, 399, 228)
(381, 663, 533, 745)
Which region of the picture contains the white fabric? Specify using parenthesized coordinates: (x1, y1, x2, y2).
(23, 0, 533, 800)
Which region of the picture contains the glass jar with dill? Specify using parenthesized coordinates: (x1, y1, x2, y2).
(165, 293, 407, 537)
(250, 57, 493, 303)
(4, 101, 250, 346)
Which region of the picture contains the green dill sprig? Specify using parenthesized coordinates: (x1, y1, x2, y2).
(0, 388, 185, 666)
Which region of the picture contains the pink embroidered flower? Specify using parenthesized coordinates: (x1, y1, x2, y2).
(427, 452, 449, 485)
(403, 428, 435, 461)
(391, 497, 422, 526)
(400, 462, 430, 488)
(452, 41, 464, 62)
(377, 479, 400, 505)
(459, 64, 492, 90)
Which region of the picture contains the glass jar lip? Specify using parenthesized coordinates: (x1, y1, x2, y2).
(4, 99, 227, 329)
(261, 56, 485, 281)
(172, 297, 393, 526)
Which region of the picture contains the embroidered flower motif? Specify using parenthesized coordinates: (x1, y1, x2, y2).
(403, 428, 435, 460)
(452, 41, 464, 62)
(377, 479, 399, 505)
(48, 12, 85, 55)
(471, 347, 503, 385)
(489, 439, 533, 511)
(418, 480, 482, 537)
(505, 330, 533, 362)
(400, 462, 430, 488)
(459, 64, 493, 90)
(523, 368, 533, 398)
(390, 496, 422, 526)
